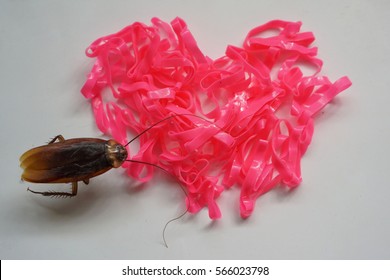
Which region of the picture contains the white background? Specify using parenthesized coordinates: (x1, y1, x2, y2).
(0, 0, 389, 259)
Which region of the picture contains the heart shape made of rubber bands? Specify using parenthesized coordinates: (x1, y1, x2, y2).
(81, 17, 351, 219)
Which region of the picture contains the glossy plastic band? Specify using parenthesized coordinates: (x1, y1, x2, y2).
(81, 17, 351, 219)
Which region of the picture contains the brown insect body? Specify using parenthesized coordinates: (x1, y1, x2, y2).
(20, 135, 127, 196)
(19, 114, 210, 195)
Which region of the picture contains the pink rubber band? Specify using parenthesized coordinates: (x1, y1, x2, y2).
(81, 17, 352, 219)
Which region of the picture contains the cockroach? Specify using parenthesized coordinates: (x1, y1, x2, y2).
(20, 136, 127, 197)
(19, 113, 210, 247)
(19, 114, 194, 197)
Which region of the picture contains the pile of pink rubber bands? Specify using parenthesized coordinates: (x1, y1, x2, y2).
(81, 17, 351, 219)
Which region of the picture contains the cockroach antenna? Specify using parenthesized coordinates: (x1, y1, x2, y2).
(123, 113, 223, 247)
(126, 159, 189, 248)
(123, 113, 209, 148)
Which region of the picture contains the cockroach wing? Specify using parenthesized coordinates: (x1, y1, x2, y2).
(20, 138, 112, 183)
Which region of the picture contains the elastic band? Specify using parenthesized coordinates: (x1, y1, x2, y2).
(81, 17, 352, 219)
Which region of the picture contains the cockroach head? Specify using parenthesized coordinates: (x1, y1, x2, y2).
(105, 140, 128, 168)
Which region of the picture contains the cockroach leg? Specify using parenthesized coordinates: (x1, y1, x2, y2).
(27, 181, 78, 198)
(48, 135, 65, 144)
(71, 181, 78, 195)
